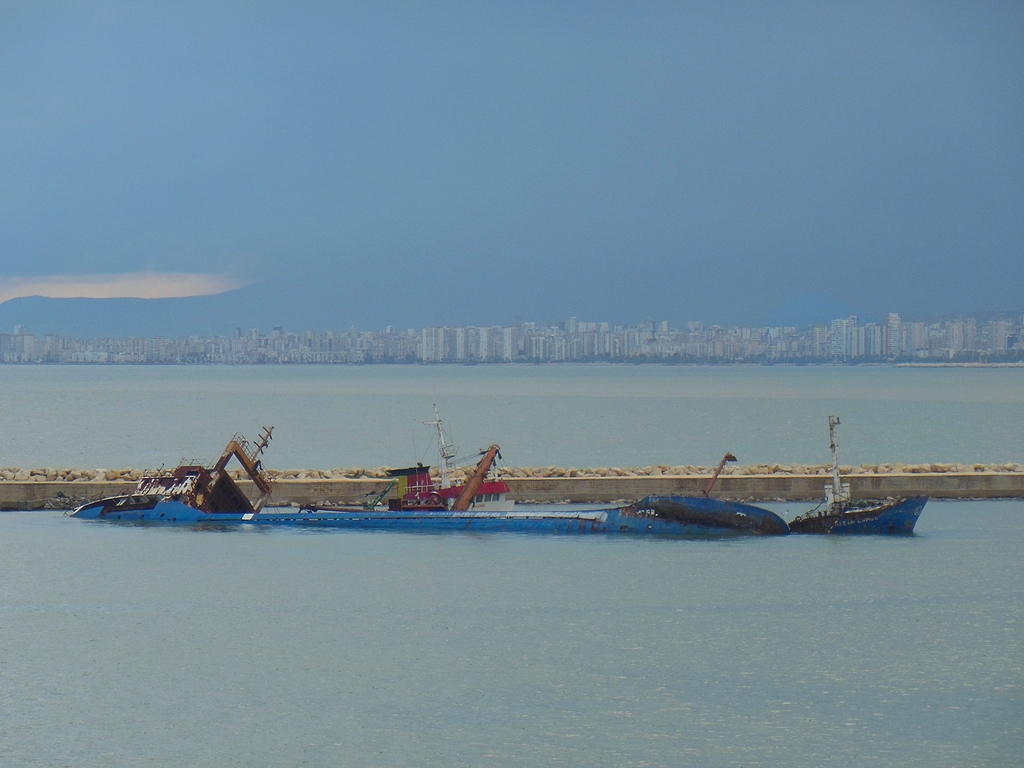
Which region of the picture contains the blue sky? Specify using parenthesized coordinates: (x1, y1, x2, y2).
(1, 2, 1022, 331)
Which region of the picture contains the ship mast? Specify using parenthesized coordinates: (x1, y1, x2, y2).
(826, 415, 849, 514)
(424, 405, 458, 489)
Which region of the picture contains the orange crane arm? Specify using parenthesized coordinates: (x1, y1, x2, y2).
(703, 453, 737, 497)
(452, 445, 501, 511)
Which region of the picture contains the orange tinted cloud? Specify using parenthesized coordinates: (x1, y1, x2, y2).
(0, 273, 245, 304)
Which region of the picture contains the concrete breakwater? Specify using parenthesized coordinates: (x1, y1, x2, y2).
(1, 463, 1022, 509)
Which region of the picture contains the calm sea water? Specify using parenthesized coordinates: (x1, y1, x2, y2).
(0, 365, 1021, 766)
(0, 503, 1021, 767)
(0, 364, 1022, 469)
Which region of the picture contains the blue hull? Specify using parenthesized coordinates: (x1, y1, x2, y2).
(71, 495, 790, 536)
(789, 497, 926, 534)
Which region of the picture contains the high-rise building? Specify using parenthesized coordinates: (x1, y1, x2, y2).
(849, 325, 866, 358)
(987, 320, 1009, 351)
(812, 325, 829, 358)
(946, 321, 965, 354)
(477, 327, 490, 361)
(830, 318, 848, 358)
(965, 318, 978, 351)
(502, 327, 518, 361)
(906, 322, 927, 354)
(454, 327, 467, 361)
(845, 315, 860, 358)
(864, 323, 883, 357)
(886, 313, 902, 357)
(422, 327, 445, 362)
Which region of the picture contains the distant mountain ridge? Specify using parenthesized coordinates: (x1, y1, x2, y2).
(2, 290, 1008, 339)
(0, 287, 285, 339)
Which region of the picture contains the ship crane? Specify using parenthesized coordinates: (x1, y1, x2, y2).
(452, 444, 502, 511)
(703, 453, 737, 497)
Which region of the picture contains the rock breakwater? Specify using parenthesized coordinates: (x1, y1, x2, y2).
(3, 463, 1023, 509)
(3, 462, 1022, 483)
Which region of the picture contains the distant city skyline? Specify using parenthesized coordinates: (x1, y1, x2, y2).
(0, 287, 1022, 345)
(3, 310, 1021, 365)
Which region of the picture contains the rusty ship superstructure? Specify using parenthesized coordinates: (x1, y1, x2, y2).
(789, 416, 926, 534)
(71, 428, 276, 522)
(386, 407, 514, 512)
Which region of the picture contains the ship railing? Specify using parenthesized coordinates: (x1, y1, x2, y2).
(230, 433, 275, 496)
(230, 433, 256, 462)
(229, 432, 274, 471)
(173, 458, 206, 471)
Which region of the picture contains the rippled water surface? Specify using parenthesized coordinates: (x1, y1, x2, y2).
(1, 503, 1021, 767)
(1, 366, 1021, 766)
(0, 364, 1022, 468)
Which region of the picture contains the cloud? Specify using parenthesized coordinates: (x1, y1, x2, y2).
(0, 273, 245, 305)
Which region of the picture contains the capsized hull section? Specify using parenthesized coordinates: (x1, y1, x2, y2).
(72, 495, 789, 535)
(622, 495, 790, 535)
(788, 497, 926, 535)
